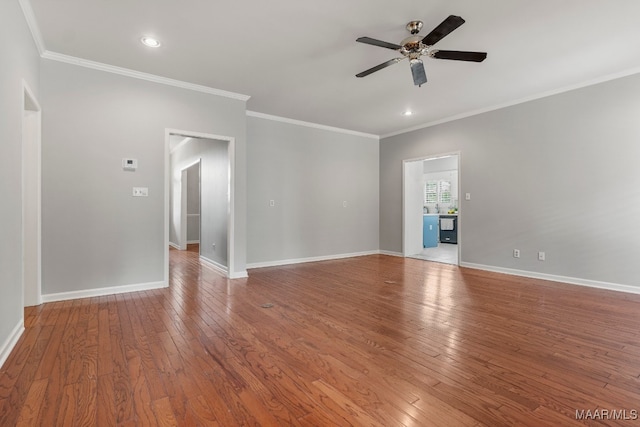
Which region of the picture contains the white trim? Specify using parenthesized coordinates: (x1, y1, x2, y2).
(170, 137, 192, 154)
(178, 158, 201, 250)
(179, 168, 189, 251)
(187, 240, 200, 244)
(379, 250, 404, 257)
(247, 250, 380, 270)
(41, 280, 167, 303)
(18, 0, 46, 55)
(247, 111, 379, 140)
(199, 256, 228, 276)
(382, 66, 640, 139)
(186, 214, 200, 217)
(200, 256, 248, 279)
(0, 320, 24, 369)
(460, 262, 640, 295)
(169, 242, 181, 250)
(229, 271, 249, 279)
(22, 80, 42, 307)
(22, 79, 41, 111)
(42, 51, 251, 101)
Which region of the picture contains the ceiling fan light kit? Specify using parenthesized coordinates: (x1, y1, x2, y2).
(356, 15, 487, 87)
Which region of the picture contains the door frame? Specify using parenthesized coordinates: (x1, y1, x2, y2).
(179, 159, 201, 250)
(22, 80, 42, 307)
(402, 159, 425, 256)
(165, 129, 236, 280)
(402, 151, 462, 264)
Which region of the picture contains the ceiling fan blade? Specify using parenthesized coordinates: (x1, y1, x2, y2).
(410, 59, 427, 87)
(356, 58, 404, 78)
(432, 50, 487, 62)
(356, 37, 402, 51)
(421, 15, 465, 46)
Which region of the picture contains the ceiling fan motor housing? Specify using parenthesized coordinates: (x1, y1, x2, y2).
(400, 35, 429, 59)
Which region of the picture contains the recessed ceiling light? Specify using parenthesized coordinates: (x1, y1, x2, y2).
(403, 110, 413, 116)
(141, 37, 161, 48)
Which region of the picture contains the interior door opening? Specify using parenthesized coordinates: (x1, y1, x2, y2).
(166, 130, 235, 278)
(402, 153, 460, 266)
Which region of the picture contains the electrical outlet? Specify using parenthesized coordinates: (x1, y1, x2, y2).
(343, 201, 348, 208)
(269, 200, 275, 207)
(132, 187, 148, 197)
(538, 251, 545, 261)
(513, 249, 520, 258)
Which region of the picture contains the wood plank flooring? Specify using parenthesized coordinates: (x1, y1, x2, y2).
(2, 245, 640, 426)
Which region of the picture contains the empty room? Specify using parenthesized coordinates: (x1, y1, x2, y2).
(2, 0, 640, 425)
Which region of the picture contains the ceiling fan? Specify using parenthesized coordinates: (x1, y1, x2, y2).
(356, 15, 487, 87)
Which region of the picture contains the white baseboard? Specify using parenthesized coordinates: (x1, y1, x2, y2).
(169, 242, 181, 250)
(229, 270, 249, 279)
(0, 320, 24, 369)
(187, 240, 200, 244)
(247, 250, 380, 270)
(41, 280, 168, 303)
(199, 256, 229, 276)
(199, 256, 248, 279)
(460, 262, 640, 295)
(379, 250, 404, 257)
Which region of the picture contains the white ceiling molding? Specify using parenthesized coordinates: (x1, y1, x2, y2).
(18, 0, 46, 55)
(382, 65, 640, 139)
(19, 0, 249, 101)
(41, 51, 251, 101)
(247, 111, 379, 140)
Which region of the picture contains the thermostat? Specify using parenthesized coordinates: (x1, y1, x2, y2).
(122, 158, 138, 171)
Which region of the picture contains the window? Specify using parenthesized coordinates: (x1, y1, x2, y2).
(424, 180, 451, 204)
(424, 181, 437, 204)
(439, 181, 451, 204)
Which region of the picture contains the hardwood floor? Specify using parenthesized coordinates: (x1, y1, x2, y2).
(2, 246, 640, 426)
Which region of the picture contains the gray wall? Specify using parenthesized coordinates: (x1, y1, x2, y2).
(40, 59, 247, 295)
(247, 116, 379, 265)
(0, 0, 40, 354)
(171, 138, 229, 266)
(381, 73, 640, 288)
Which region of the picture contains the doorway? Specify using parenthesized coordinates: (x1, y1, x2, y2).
(22, 82, 42, 307)
(402, 153, 460, 265)
(166, 129, 236, 278)
(184, 161, 201, 247)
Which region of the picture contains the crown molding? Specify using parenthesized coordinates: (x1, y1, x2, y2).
(247, 111, 379, 140)
(18, 0, 46, 55)
(18, 0, 250, 101)
(382, 66, 640, 139)
(41, 51, 250, 101)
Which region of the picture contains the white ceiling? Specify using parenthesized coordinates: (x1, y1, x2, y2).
(25, 0, 640, 136)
